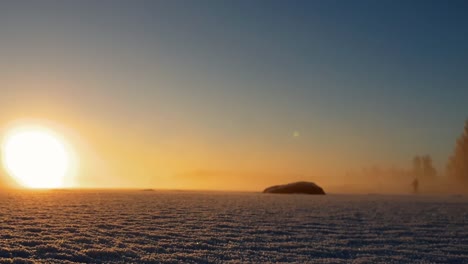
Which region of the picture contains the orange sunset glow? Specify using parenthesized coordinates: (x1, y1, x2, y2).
(1, 1, 468, 263)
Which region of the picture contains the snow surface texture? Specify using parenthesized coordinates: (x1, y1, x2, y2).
(0, 191, 467, 263)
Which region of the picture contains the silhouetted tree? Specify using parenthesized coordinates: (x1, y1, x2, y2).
(413, 155, 436, 180)
(447, 120, 468, 186)
(422, 155, 437, 179)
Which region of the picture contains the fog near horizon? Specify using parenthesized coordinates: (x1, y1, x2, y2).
(1, 1, 468, 192)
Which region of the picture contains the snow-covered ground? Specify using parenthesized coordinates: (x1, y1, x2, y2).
(0, 191, 467, 263)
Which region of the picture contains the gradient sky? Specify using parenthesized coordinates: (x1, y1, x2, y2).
(1, 0, 467, 190)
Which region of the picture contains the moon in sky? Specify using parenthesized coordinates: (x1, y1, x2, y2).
(1, 125, 73, 189)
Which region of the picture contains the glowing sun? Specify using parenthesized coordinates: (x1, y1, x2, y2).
(1, 126, 72, 189)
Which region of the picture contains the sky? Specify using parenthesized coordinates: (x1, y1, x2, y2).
(0, 0, 467, 191)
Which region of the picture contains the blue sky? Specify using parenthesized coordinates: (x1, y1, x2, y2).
(1, 0, 467, 187)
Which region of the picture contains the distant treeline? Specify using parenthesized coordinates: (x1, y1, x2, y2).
(347, 119, 468, 193)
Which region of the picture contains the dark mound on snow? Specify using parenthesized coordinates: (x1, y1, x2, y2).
(263, 181, 325, 195)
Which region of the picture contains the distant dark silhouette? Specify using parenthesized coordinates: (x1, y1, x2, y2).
(263, 181, 325, 195)
(447, 119, 468, 188)
(412, 178, 419, 194)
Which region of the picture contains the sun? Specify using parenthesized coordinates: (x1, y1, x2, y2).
(1, 126, 72, 189)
